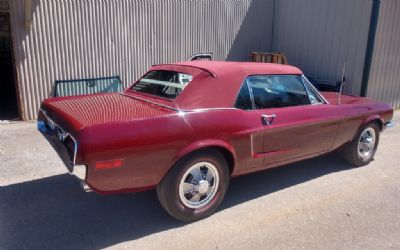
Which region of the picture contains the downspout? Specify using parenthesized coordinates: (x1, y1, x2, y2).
(360, 0, 381, 97)
(270, 0, 276, 52)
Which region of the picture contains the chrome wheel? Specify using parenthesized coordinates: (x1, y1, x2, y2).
(179, 162, 219, 209)
(357, 127, 376, 159)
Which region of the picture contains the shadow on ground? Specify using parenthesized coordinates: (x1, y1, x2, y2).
(1, 153, 353, 250)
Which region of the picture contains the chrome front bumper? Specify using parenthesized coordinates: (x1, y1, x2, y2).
(384, 121, 394, 129)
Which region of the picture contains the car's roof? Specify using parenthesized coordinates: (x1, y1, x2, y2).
(168, 60, 303, 76)
(137, 61, 304, 111)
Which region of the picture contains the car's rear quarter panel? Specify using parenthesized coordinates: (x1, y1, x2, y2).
(84, 109, 257, 193)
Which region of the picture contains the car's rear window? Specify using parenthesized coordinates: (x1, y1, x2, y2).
(130, 70, 193, 99)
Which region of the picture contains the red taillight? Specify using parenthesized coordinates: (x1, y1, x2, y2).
(95, 159, 123, 170)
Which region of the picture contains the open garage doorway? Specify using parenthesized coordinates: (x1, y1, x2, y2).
(0, 12, 20, 121)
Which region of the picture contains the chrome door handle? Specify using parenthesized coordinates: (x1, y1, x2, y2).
(261, 114, 276, 125)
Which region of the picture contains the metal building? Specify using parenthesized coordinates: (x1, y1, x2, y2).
(271, 0, 372, 96)
(367, 0, 400, 109)
(272, 0, 400, 108)
(0, 0, 399, 121)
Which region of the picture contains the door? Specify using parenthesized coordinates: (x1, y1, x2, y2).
(244, 75, 339, 165)
(0, 12, 19, 120)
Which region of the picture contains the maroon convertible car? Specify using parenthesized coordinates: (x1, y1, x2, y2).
(38, 61, 393, 221)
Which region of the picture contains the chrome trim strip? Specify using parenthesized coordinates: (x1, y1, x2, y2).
(302, 76, 323, 105)
(187, 107, 238, 112)
(301, 75, 330, 104)
(40, 109, 78, 166)
(69, 134, 78, 166)
(250, 134, 254, 157)
(120, 93, 237, 113)
(246, 79, 256, 110)
(119, 93, 179, 111)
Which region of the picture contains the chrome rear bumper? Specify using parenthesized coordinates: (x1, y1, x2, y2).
(38, 110, 90, 192)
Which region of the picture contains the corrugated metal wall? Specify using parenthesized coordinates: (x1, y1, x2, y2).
(272, 0, 373, 95)
(9, 0, 274, 120)
(366, 0, 400, 108)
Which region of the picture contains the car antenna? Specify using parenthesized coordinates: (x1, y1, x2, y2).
(338, 62, 346, 105)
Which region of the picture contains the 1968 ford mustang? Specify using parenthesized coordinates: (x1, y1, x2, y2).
(38, 61, 393, 221)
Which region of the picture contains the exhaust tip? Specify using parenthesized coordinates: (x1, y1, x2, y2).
(81, 182, 92, 192)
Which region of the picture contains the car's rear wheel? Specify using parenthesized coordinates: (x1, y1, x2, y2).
(342, 122, 380, 166)
(157, 149, 229, 222)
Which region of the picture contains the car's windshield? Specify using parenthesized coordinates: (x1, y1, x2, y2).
(130, 70, 193, 99)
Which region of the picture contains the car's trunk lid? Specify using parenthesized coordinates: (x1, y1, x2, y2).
(41, 92, 176, 131)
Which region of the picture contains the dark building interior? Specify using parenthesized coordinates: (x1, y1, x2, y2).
(0, 12, 19, 120)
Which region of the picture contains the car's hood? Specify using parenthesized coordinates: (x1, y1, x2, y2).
(41, 93, 175, 131)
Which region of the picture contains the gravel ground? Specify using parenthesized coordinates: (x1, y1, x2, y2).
(1, 112, 399, 250)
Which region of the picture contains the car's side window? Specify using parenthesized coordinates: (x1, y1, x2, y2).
(247, 75, 311, 109)
(234, 81, 253, 110)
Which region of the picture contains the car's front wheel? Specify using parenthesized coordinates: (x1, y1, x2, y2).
(342, 122, 380, 166)
(157, 149, 229, 222)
